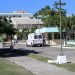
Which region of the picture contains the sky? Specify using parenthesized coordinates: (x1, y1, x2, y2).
(0, 0, 75, 15)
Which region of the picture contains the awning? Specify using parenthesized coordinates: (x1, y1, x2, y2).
(35, 27, 59, 33)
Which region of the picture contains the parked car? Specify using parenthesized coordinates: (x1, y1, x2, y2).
(26, 33, 44, 46)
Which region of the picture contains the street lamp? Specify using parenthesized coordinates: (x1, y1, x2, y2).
(59, 0, 63, 55)
(56, 0, 67, 64)
(48, 0, 67, 64)
(55, 0, 66, 55)
(54, 0, 66, 55)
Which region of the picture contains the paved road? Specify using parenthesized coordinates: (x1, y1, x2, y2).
(14, 43, 75, 63)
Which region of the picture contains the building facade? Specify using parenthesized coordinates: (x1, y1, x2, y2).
(0, 10, 43, 29)
(35, 27, 64, 46)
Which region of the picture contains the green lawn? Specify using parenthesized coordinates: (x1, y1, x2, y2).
(28, 53, 51, 62)
(54, 63, 75, 72)
(0, 58, 35, 75)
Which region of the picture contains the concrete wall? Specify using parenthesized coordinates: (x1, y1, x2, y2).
(45, 39, 64, 46)
(50, 39, 64, 46)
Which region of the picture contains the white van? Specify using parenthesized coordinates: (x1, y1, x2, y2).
(26, 33, 43, 46)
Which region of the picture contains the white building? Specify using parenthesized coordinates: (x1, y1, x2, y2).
(11, 17, 43, 29)
(0, 10, 43, 29)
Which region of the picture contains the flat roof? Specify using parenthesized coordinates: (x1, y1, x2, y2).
(0, 13, 33, 17)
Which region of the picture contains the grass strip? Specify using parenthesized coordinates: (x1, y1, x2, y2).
(53, 63, 75, 72)
(28, 53, 51, 62)
(0, 58, 35, 75)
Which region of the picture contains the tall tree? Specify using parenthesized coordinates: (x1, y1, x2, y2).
(34, 5, 51, 17)
(34, 3, 67, 28)
(0, 16, 16, 42)
(34, 5, 59, 27)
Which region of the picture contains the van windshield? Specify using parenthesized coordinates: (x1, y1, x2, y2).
(34, 35, 42, 39)
(39, 35, 42, 38)
(34, 35, 38, 39)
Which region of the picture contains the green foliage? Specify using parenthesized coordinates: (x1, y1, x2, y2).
(42, 14, 60, 27)
(33, 1, 75, 32)
(54, 63, 75, 72)
(28, 53, 51, 62)
(0, 17, 15, 35)
(16, 28, 36, 40)
(29, 28, 36, 33)
(34, 5, 67, 28)
(0, 36, 3, 42)
(34, 5, 51, 17)
(4, 24, 15, 35)
(22, 28, 36, 34)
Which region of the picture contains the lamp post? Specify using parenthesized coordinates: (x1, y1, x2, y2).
(56, 0, 67, 64)
(59, 0, 63, 55)
(55, 0, 66, 55)
(48, 0, 67, 64)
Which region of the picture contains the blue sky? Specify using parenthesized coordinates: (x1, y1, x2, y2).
(0, 0, 75, 15)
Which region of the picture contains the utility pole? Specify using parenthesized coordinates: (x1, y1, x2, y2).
(59, 0, 63, 55)
(56, 0, 67, 64)
(54, 0, 66, 55)
(48, 0, 67, 64)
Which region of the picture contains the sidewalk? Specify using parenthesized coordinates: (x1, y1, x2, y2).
(51, 45, 75, 49)
(7, 56, 75, 75)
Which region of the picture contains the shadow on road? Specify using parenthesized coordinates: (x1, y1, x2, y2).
(0, 48, 39, 58)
